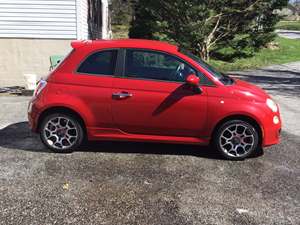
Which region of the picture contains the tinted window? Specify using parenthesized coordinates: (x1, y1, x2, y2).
(196, 71, 215, 86)
(125, 50, 196, 82)
(77, 50, 117, 75)
(180, 48, 230, 85)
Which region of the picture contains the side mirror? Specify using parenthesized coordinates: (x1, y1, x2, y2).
(186, 74, 200, 86)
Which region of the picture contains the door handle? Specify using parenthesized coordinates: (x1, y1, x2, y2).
(112, 92, 133, 99)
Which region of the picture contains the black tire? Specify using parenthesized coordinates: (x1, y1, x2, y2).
(213, 120, 259, 160)
(40, 113, 84, 153)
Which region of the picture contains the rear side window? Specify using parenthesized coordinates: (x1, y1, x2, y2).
(77, 50, 117, 75)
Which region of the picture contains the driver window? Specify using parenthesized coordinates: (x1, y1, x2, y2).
(125, 49, 196, 82)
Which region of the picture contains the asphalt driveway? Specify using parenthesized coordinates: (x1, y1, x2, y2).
(0, 62, 299, 225)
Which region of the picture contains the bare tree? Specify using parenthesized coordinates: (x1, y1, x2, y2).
(288, 0, 300, 18)
(88, 0, 112, 39)
(88, 0, 102, 39)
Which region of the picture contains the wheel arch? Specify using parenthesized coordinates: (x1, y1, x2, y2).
(37, 106, 87, 136)
(211, 114, 263, 146)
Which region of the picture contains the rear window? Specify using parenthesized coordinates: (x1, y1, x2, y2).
(77, 50, 118, 75)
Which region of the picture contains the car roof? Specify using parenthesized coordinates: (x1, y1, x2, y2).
(71, 39, 179, 53)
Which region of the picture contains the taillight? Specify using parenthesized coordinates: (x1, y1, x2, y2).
(33, 79, 47, 97)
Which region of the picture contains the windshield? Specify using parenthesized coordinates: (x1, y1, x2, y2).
(179, 49, 234, 85)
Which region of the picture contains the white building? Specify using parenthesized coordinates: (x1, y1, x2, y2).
(0, 0, 108, 87)
(0, 0, 88, 39)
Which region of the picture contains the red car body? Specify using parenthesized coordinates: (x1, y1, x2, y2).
(28, 39, 281, 149)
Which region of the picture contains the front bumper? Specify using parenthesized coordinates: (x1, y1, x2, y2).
(262, 114, 282, 147)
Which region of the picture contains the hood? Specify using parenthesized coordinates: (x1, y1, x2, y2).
(229, 78, 270, 102)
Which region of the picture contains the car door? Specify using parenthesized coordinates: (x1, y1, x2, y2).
(72, 49, 118, 129)
(111, 49, 208, 137)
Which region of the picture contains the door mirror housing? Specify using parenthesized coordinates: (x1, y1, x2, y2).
(186, 74, 200, 86)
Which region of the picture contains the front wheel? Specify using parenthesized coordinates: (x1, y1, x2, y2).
(40, 113, 84, 153)
(213, 120, 259, 160)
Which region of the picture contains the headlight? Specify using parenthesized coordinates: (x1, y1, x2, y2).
(266, 98, 278, 113)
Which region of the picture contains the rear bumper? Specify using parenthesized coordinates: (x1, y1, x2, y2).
(27, 99, 40, 133)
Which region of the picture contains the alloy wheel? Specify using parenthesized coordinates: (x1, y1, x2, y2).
(219, 123, 256, 158)
(43, 116, 79, 150)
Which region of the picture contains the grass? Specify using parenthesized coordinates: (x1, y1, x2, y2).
(112, 24, 129, 39)
(276, 20, 300, 31)
(210, 37, 300, 72)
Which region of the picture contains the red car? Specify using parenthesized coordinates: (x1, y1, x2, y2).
(28, 39, 281, 159)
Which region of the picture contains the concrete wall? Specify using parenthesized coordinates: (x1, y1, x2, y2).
(0, 39, 72, 87)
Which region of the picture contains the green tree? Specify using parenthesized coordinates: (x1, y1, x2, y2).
(129, 0, 288, 61)
(111, 0, 134, 25)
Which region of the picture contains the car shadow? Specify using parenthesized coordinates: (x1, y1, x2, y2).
(0, 122, 263, 159)
(153, 84, 200, 116)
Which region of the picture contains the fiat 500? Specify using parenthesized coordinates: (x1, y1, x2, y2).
(28, 39, 281, 160)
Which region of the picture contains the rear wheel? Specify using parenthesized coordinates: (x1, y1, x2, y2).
(214, 120, 259, 160)
(40, 113, 84, 153)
